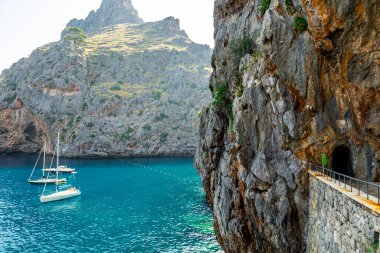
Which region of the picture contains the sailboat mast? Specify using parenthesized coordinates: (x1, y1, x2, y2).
(57, 132, 59, 169)
(42, 143, 46, 177)
(56, 133, 59, 193)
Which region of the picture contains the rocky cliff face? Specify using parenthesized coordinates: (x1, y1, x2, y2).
(0, 0, 212, 157)
(195, 0, 380, 252)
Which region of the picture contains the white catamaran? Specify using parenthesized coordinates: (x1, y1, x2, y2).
(40, 133, 81, 203)
(42, 133, 76, 174)
(28, 143, 67, 185)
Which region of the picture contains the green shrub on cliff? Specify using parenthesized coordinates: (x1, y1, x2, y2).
(294, 17, 308, 31)
(154, 113, 168, 122)
(235, 83, 244, 98)
(143, 124, 151, 131)
(259, 0, 271, 15)
(226, 102, 234, 133)
(110, 85, 121, 91)
(152, 90, 161, 100)
(68, 27, 83, 33)
(81, 102, 88, 111)
(212, 83, 228, 108)
(369, 242, 379, 252)
(160, 133, 169, 143)
(212, 83, 234, 133)
(65, 27, 87, 44)
(242, 36, 252, 55)
(5, 93, 16, 104)
(285, 0, 295, 14)
(127, 127, 134, 134)
(69, 132, 77, 141)
(120, 127, 134, 141)
(86, 122, 94, 128)
(231, 36, 253, 58)
(120, 132, 131, 141)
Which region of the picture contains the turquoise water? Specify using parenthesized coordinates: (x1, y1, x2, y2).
(0, 155, 222, 252)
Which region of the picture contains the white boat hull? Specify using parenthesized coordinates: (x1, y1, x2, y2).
(40, 189, 81, 203)
(42, 166, 76, 174)
(28, 178, 66, 185)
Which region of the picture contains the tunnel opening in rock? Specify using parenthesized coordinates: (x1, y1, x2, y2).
(331, 146, 354, 177)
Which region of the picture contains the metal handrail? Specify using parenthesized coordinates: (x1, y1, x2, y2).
(310, 164, 380, 205)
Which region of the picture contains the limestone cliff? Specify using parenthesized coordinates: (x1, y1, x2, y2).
(195, 0, 380, 252)
(0, 0, 212, 157)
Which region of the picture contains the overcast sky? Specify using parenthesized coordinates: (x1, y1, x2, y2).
(0, 0, 214, 72)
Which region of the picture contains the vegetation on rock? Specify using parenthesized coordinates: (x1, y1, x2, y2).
(293, 17, 308, 31)
(259, 0, 271, 16)
(212, 83, 228, 108)
(64, 27, 87, 44)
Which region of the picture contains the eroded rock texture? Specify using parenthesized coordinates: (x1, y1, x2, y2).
(195, 0, 380, 252)
(0, 97, 48, 153)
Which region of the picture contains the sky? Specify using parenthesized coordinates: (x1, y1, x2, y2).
(0, 0, 214, 72)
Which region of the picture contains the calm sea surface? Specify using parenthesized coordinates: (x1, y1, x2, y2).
(0, 155, 222, 252)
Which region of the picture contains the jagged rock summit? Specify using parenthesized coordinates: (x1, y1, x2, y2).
(66, 0, 143, 34)
(0, 0, 212, 157)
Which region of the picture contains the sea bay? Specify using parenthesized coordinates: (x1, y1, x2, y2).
(0, 155, 222, 253)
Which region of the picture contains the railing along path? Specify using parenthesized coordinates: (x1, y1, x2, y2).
(311, 164, 380, 205)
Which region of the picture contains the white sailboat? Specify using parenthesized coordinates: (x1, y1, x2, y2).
(42, 165, 76, 174)
(42, 133, 76, 174)
(40, 185, 81, 203)
(40, 133, 81, 203)
(28, 143, 67, 185)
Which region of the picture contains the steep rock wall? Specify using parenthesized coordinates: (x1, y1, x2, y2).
(195, 0, 380, 252)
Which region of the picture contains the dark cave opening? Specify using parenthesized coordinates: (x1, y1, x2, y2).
(331, 146, 354, 177)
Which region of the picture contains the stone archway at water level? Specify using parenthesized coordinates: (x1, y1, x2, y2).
(331, 146, 354, 177)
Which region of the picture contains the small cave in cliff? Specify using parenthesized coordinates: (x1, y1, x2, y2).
(331, 146, 354, 177)
(23, 123, 37, 140)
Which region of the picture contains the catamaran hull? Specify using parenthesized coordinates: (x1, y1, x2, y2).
(40, 190, 81, 203)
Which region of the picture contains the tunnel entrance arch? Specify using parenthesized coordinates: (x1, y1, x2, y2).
(331, 146, 354, 177)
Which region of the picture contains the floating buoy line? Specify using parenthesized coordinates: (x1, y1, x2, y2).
(115, 158, 197, 185)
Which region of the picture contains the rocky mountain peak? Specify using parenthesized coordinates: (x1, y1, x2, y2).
(65, 0, 143, 35)
(160, 17, 181, 31)
(98, 0, 142, 23)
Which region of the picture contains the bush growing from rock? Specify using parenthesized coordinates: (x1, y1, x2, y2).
(212, 83, 228, 108)
(259, 0, 271, 15)
(294, 17, 308, 31)
(110, 85, 121, 91)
